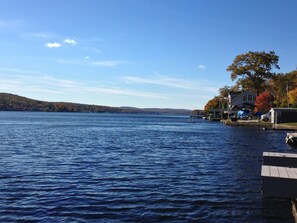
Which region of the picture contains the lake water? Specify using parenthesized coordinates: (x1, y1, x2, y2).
(0, 112, 295, 222)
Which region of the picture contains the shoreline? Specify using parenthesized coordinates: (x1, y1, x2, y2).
(222, 120, 297, 131)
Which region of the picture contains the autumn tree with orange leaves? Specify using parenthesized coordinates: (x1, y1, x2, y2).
(204, 96, 228, 113)
(254, 91, 272, 113)
(288, 88, 297, 107)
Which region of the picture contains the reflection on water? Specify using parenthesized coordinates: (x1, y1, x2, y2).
(0, 112, 294, 222)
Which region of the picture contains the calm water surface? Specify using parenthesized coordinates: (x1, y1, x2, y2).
(0, 112, 295, 222)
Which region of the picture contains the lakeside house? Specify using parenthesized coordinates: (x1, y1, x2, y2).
(208, 90, 257, 120)
(228, 91, 257, 117)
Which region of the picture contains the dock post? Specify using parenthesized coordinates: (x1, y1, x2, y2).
(292, 199, 297, 223)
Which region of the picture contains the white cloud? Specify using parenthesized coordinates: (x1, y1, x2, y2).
(0, 20, 10, 29)
(64, 38, 77, 45)
(0, 20, 7, 27)
(0, 70, 167, 99)
(198, 65, 207, 70)
(57, 58, 126, 67)
(91, 60, 124, 68)
(45, 42, 61, 48)
(0, 74, 63, 95)
(57, 59, 81, 64)
(123, 76, 195, 90)
(56, 58, 125, 68)
(83, 47, 101, 54)
(83, 86, 167, 99)
(41, 75, 77, 88)
(123, 75, 218, 93)
(33, 32, 56, 39)
(0, 19, 22, 30)
(0, 67, 225, 109)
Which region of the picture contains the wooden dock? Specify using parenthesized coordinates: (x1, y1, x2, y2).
(262, 152, 297, 198)
(262, 165, 297, 198)
(262, 152, 297, 222)
(263, 152, 297, 167)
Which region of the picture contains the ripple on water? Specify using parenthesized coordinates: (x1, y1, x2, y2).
(0, 112, 293, 222)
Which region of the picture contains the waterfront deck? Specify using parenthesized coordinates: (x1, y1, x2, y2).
(263, 152, 297, 167)
(262, 152, 297, 198)
(262, 165, 297, 198)
(261, 165, 297, 198)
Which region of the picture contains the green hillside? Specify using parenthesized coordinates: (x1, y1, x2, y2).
(0, 93, 192, 115)
(0, 93, 122, 113)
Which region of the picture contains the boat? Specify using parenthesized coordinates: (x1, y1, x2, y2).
(285, 133, 297, 146)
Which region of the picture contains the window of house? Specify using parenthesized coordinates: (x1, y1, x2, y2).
(243, 96, 247, 102)
(248, 95, 252, 101)
(253, 95, 256, 101)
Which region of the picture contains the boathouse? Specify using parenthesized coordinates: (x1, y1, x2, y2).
(270, 108, 297, 124)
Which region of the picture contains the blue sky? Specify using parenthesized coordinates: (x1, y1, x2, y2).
(0, 0, 296, 109)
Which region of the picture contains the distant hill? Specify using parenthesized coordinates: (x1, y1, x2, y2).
(120, 106, 192, 115)
(190, 109, 205, 117)
(0, 93, 193, 115)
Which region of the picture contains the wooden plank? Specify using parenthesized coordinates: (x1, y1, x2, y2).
(278, 167, 289, 178)
(286, 167, 297, 179)
(261, 165, 270, 177)
(271, 152, 297, 158)
(288, 153, 297, 158)
(262, 166, 297, 198)
(270, 166, 279, 177)
(264, 152, 297, 158)
(263, 152, 297, 167)
(294, 168, 297, 179)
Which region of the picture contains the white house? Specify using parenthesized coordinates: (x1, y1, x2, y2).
(228, 91, 257, 114)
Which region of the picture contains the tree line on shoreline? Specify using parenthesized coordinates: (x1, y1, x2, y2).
(204, 51, 297, 114)
(0, 93, 122, 113)
(0, 93, 191, 115)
